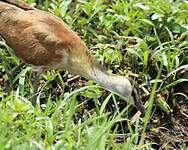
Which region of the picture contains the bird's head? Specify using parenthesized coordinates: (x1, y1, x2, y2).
(109, 76, 145, 114)
(110, 76, 132, 98)
(88, 66, 145, 114)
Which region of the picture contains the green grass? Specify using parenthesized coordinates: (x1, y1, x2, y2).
(0, 0, 188, 149)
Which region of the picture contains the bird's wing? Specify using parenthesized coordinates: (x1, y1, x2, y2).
(0, 2, 55, 66)
(0, 1, 84, 67)
(0, 0, 35, 10)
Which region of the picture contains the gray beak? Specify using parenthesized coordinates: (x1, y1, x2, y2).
(133, 87, 146, 115)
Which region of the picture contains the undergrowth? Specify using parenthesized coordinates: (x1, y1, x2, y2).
(0, 0, 187, 149)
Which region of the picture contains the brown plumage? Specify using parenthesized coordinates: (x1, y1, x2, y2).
(0, 0, 145, 114)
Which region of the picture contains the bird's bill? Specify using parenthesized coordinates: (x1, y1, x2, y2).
(135, 99, 146, 115)
(133, 88, 146, 115)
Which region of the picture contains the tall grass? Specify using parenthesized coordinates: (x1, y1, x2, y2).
(0, 0, 187, 149)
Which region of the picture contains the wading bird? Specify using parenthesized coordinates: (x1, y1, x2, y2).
(0, 0, 145, 114)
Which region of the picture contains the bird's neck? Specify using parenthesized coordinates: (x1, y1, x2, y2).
(88, 65, 117, 93)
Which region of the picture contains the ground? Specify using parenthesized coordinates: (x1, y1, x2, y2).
(0, 0, 188, 149)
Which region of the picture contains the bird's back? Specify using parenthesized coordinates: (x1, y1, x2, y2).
(0, 0, 34, 10)
(0, 1, 86, 69)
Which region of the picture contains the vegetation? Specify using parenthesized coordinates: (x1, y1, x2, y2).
(0, 0, 187, 149)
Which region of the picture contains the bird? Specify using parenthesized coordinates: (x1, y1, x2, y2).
(0, 0, 145, 114)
